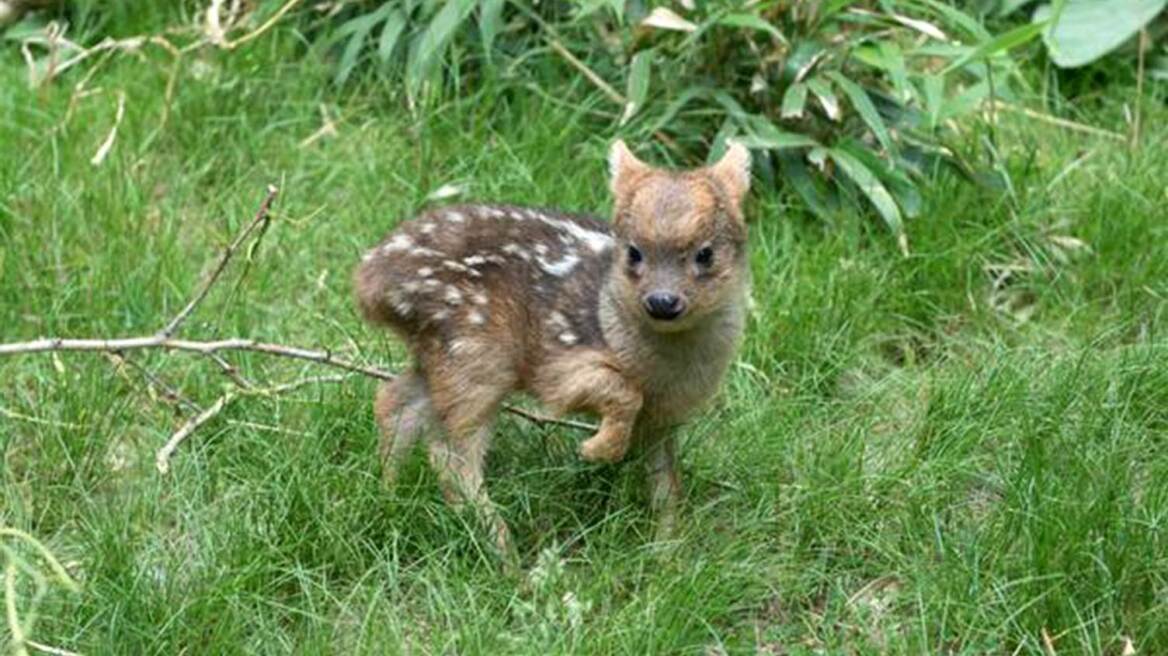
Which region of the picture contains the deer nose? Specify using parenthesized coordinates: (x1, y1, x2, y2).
(643, 292, 685, 320)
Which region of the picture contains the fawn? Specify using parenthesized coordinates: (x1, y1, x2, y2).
(354, 140, 751, 556)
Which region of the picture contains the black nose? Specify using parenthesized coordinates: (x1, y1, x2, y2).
(643, 292, 684, 320)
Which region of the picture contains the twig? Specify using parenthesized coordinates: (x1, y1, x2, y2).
(25, 641, 82, 656)
(156, 392, 238, 474)
(106, 351, 202, 414)
(987, 101, 1124, 141)
(159, 184, 278, 338)
(2, 331, 595, 431)
(224, 0, 303, 50)
(544, 38, 683, 155)
(0, 407, 83, 430)
(1132, 27, 1148, 150)
(5, 560, 26, 656)
(1, 184, 596, 474)
(89, 90, 126, 166)
(0, 336, 395, 380)
(203, 351, 254, 389)
(546, 39, 624, 105)
(503, 406, 597, 432)
(155, 374, 346, 473)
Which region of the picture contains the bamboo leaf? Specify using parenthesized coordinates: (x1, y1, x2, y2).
(378, 8, 407, 63)
(829, 147, 907, 253)
(778, 151, 837, 218)
(1036, 0, 1166, 68)
(408, 0, 476, 82)
(641, 7, 696, 32)
(621, 50, 652, 125)
(942, 20, 1047, 73)
(479, 0, 506, 58)
(828, 71, 895, 155)
(739, 115, 819, 150)
(806, 76, 840, 121)
(716, 12, 785, 43)
(781, 81, 808, 119)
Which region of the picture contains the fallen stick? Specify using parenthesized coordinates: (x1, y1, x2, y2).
(1, 185, 595, 472)
(155, 374, 346, 474)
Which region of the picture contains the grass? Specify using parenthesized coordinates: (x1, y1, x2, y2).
(2, 11, 1168, 655)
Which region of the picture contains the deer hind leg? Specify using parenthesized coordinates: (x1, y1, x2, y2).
(373, 371, 435, 487)
(422, 343, 519, 562)
(534, 350, 643, 464)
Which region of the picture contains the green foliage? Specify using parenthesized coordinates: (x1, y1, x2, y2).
(3, 5, 1168, 653)
(1034, 0, 1165, 68)
(314, 1, 1047, 249)
(321, 0, 502, 88)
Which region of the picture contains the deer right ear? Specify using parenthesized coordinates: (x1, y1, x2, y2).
(608, 140, 649, 197)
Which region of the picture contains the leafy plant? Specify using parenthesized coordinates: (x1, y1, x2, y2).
(581, 2, 1042, 252)
(1036, 0, 1164, 68)
(317, 1, 1048, 251)
(322, 0, 507, 88)
(990, 0, 1166, 69)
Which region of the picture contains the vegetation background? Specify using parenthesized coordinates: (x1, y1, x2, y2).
(1, 0, 1166, 653)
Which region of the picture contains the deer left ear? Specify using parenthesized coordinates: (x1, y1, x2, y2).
(707, 140, 751, 204)
(609, 139, 650, 197)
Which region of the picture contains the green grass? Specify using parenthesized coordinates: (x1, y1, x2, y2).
(3, 14, 1168, 656)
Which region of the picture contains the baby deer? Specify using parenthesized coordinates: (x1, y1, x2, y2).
(354, 140, 751, 556)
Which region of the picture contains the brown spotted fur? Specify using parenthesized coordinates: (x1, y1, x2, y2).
(354, 141, 752, 554)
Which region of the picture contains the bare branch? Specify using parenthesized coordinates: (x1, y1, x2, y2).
(0, 336, 395, 380)
(154, 373, 348, 473)
(159, 184, 278, 338)
(25, 641, 83, 656)
(1, 184, 596, 474)
(202, 351, 254, 390)
(156, 392, 237, 474)
(106, 351, 201, 414)
(503, 406, 597, 432)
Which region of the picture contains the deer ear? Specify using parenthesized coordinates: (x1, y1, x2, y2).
(609, 139, 650, 196)
(707, 140, 751, 204)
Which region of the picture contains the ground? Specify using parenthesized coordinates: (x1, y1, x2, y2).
(1, 15, 1167, 656)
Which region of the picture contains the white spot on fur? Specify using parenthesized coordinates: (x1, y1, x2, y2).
(410, 246, 444, 258)
(446, 210, 466, 223)
(536, 251, 581, 277)
(486, 254, 506, 265)
(381, 234, 413, 254)
(433, 308, 451, 322)
(558, 331, 578, 345)
(471, 292, 489, 306)
(468, 310, 486, 325)
(402, 281, 421, 294)
(420, 222, 436, 234)
(443, 260, 470, 273)
(444, 285, 463, 305)
(422, 279, 442, 291)
(548, 311, 568, 328)
(485, 207, 506, 219)
(463, 255, 487, 266)
(534, 243, 549, 256)
(449, 338, 477, 357)
(417, 267, 434, 277)
(533, 214, 613, 254)
(389, 290, 413, 316)
(502, 243, 531, 261)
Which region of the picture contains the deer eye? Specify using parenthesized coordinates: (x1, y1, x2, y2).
(627, 245, 643, 266)
(695, 246, 714, 267)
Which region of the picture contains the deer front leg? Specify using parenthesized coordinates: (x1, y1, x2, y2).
(642, 428, 682, 541)
(578, 388, 642, 463)
(534, 350, 643, 464)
